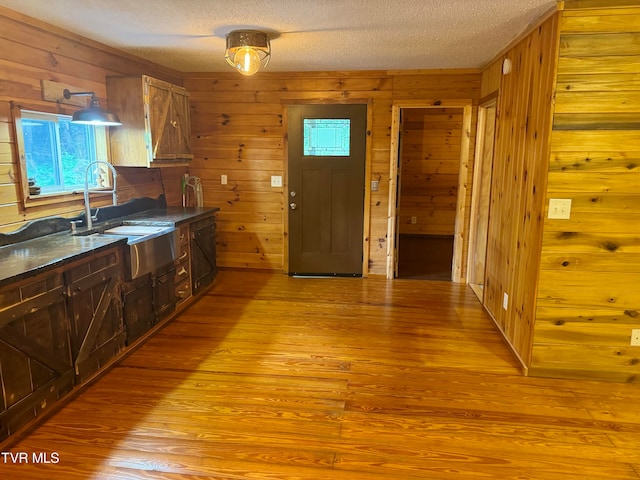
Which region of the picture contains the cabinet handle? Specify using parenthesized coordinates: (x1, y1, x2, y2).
(179, 251, 188, 260)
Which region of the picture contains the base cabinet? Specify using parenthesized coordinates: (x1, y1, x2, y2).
(0, 270, 74, 440)
(0, 212, 217, 442)
(0, 245, 124, 441)
(122, 263, 176, 345)
(191, 216, 217, 295)
(65, 248, 126, 384)
(154, 263, 176, 323)
(122, 274, 155, 345)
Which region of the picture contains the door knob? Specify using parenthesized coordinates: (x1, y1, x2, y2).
(290, 191, 297, 197)
(289, 202, 297, 210)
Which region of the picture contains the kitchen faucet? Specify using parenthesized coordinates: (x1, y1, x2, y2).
(84, 161, 118, 229)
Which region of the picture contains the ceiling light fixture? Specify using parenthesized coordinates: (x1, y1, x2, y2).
(225, 30, 271, 76)
(63, 89, 122, 126)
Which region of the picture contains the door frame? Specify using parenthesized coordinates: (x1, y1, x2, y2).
(283, 99, 373, 277)
(386, 99, 474, 281)
(467, 94, 498, 299)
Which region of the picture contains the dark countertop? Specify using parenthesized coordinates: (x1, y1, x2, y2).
(0, 206, 219, 289)
(0, 233, 127, 288)
(118, 206, 218, 227)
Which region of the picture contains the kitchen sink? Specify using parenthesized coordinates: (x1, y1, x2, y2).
(93, 223, 177, 279)
(103, 224, 174, 243)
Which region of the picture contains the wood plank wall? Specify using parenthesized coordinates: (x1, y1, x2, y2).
(0, 7, 185, 233)
(481, 13, 560, 366)
(398, 108, 462, 236)
(184, 71, 480, 275)
(531, 1, 640, 382)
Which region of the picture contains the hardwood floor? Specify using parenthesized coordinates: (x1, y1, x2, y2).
(3, 270, 640, 479)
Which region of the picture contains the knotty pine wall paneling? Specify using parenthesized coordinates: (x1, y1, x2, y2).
(531, 2, 640, 382)
(184, 71, 480, 275)
(0, 7, 183, 233)
(185, 72, 393, 273)
(482, 13, 560, 367)
(398, 108, 462, 236)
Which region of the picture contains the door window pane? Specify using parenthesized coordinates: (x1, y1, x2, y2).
(303, 119, 350, 156)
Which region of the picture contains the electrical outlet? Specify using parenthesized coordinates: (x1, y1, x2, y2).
(220, 174, 227, 185)
(631, 329, 640, 346)
(271, 175, 283, 187)
(503, 292, 509, 310)
(411, 216, 417, 224)
(371, 180, 379, 192)
(548, 198, 572, 219)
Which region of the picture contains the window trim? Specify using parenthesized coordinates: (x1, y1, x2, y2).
(12, 102, 112, 210)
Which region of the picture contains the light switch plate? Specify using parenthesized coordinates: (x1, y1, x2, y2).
(220, 174, 227, 185)
(548, 199, 572, 219)
(271, 175, 283, 187)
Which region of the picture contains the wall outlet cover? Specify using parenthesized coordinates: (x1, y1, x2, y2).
(271, 175, 283, 187)
(548, 198, 572, 219)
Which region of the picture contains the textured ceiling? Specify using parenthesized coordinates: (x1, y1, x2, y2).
(0, 0, 557, 73)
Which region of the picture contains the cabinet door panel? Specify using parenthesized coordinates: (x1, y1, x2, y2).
(172, 90, 192, 157)
(191, 218, 217, 295)
(65, 249, 125, 383)
(147, 79, 173, 160)
(0, 271, 73, 440)
(123, 274, 155, 344)
(0, 342, 32, 409)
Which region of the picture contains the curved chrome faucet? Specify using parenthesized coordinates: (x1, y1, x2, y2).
(84, 161, 118, 229)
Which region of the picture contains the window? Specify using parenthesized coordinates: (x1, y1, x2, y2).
(303, 118, 350, 156)
(16, 109, 109, 198)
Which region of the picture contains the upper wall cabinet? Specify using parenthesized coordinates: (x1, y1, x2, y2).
(106, 75, 193, 167)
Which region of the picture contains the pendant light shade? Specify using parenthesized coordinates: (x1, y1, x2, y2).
(225, 30, 271, 76)
(63, 89, 122, 126)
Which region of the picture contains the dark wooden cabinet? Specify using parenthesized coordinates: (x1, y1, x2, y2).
(0, 246, 125, 440)
(0, 211, 217, 442)
(64, 248, 126, 384)
(190, 216, 217, 295)
(0, 270, 74, 440)
(122, 274, 155, 345)
(154, 263, 176, 322)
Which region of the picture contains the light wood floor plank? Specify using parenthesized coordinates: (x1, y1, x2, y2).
(2, 270, 640, 479)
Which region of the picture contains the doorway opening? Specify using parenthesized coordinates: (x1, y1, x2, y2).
(387, 100, 473, 282)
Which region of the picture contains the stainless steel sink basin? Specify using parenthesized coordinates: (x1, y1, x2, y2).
(103, 225, 174, 244)
(99, 224, 177, 279)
